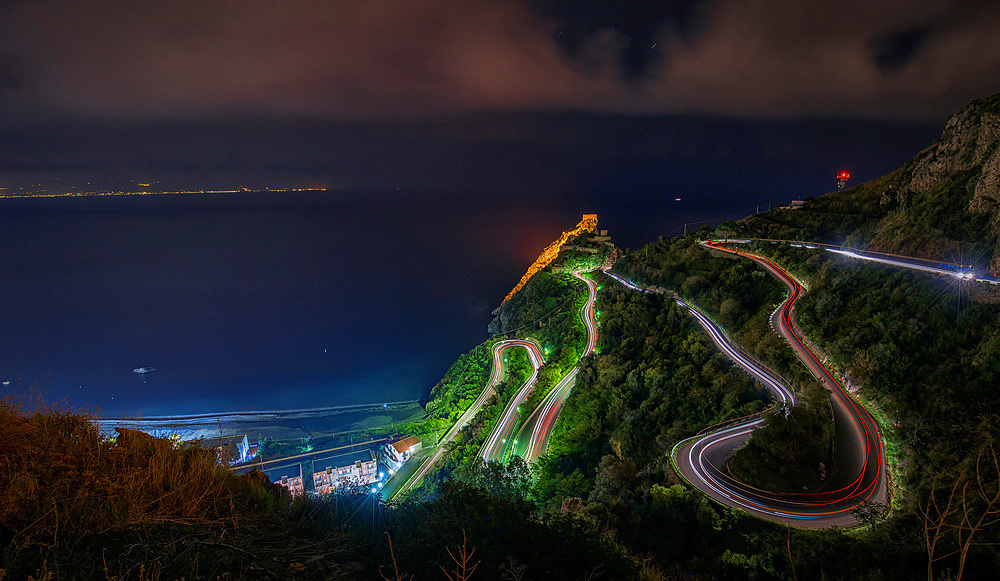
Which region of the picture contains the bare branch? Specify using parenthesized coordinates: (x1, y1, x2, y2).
(439, 529, 481, 581)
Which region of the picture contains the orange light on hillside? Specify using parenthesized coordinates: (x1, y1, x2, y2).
(501, 214, 598, 305)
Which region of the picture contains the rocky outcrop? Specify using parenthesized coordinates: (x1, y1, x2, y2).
(906, 95, 1000, 197)
(878, 184, 910, 208)
(898, 94, 1000, 276)
(750, 93, 1000, 279)
(970, 148, 1000, 215)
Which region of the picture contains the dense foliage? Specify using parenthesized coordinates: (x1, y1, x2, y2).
(727, 381, 834, 492)
(606, 233, 1000, 578)
(749, 242, 1000, 512)
(425, 342, 496, 423)
(535, 278, 768, 505)
(490, 270, 587, 360)
(386, 480, 635, 580)
(613, 233, 836, 491)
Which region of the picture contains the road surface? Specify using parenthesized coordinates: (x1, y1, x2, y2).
(712, 237, 998, 285)
(607, 246, 887, 528)
(511, 269, 598, 462)
(478, 341, 545, 462)
(399, 339, 543, 492)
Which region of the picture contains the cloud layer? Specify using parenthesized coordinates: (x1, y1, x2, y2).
(1, 0, 999, 120)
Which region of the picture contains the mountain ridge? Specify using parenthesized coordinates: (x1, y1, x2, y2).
(737, 92, 1000, 276)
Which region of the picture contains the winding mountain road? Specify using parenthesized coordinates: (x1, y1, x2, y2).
(402, 339, 543, 491)
(479, 341, 545, 462)
(403, 266, 600, 490)
(510, 269, 598, 462)
(608, 243, 887, 527)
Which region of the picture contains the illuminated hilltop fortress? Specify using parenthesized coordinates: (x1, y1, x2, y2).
(501, 214, 598, 305)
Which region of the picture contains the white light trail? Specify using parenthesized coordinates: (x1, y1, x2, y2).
(826, 248, 977, 280)
(676, 299, 796, 406)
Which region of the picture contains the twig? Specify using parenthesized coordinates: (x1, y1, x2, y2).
(787, 527, 798, 581)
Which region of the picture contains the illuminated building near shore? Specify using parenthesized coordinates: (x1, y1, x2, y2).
(501, 214, 598, 305)
(312, 449, 378, 495)
(265, 463, 304, 497)
(385, 435, 422, 463)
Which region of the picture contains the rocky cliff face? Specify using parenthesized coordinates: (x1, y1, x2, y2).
(740, 93, 1000, 292)
(734, 93, 1000, 278)
(902, 94, 1000, 274)
(907, 96, 1000, 217)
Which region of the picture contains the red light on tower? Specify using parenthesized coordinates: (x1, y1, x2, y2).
(837, 170, 851, 190)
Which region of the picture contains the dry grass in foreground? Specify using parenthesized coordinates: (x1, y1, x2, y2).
(0, 398, 365, 579)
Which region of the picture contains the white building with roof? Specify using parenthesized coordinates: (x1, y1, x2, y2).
(385, 435, 422, 464)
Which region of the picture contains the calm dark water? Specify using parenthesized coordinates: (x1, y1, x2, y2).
(0, 189, 756, 416)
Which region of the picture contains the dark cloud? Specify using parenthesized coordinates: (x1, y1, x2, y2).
(0, 1, 997, 121)
(0, 52, 28, 91)
(871, 27, 933, 74)
(528, 0, 710, 78)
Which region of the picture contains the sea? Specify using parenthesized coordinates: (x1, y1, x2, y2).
(0, 189, 758, 417)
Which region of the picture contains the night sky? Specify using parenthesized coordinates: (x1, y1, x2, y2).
(1, 0, 999, 194)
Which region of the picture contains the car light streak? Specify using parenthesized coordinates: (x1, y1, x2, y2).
(479, 341, 544, 462)
(675, 298, 795, 407)
(404, 339, 542, 490)
(826, 248, 977, 280)
(713, 237, 997, 283)
(607, 248, 887, 527)
(600, 267, 651, 293)
(513, 269, 599, 462)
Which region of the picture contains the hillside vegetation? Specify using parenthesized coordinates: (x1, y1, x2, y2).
(0, 399, 367, 579)
(729, 93, 1000, 277)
